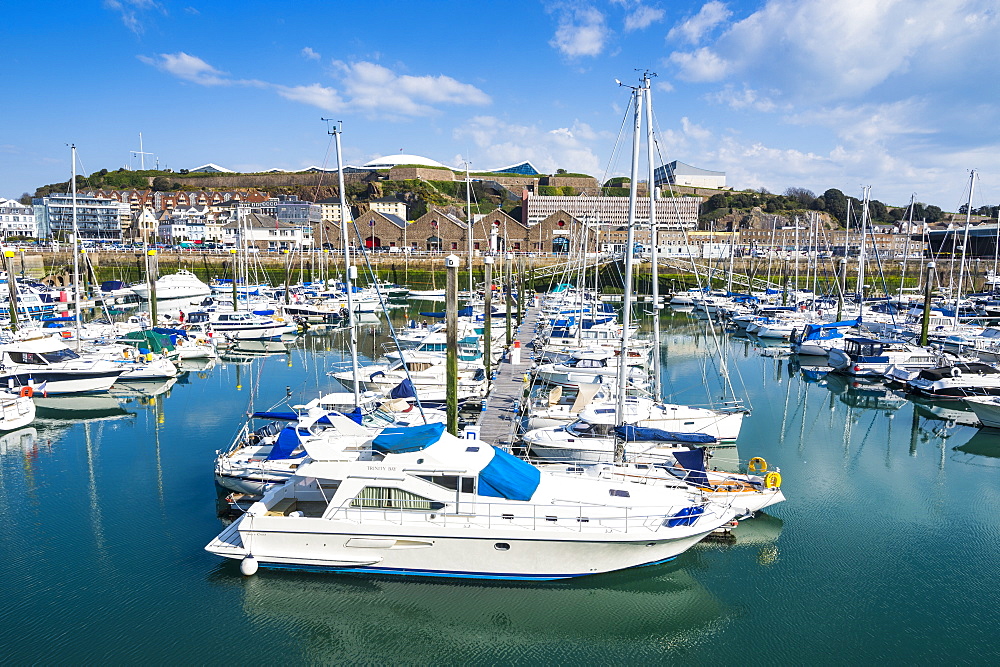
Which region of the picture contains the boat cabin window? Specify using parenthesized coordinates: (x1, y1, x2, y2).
(7, 351, 48, 365)
(567, 420, 613, 437)
(570, 358, 605, 368)
(416, 475, 476, 494)
(351, 487, 443, 511)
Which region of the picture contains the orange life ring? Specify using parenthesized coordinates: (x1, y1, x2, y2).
(19, 386, 33, 397)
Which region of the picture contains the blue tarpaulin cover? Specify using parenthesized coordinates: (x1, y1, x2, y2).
(478, 446, 541, 501)
(666, 505, 705, 527)
(372, 422, 445, 454)
(802, 318, 861, 341)
(266, 427, 307, 460)
(418, 311, 446, 318)
(613, 425, 717, 444)
(389, 378, 416, 399)
(672, 448, 710, 487)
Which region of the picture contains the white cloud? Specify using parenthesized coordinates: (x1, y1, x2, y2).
(301, 47, 321, 61)
(137, 52, 229, 85)
(624, 5, 665, 31)
(680, 117, 712, 141)
(549, 6, 608, 57)
(334, 61, 491, 117)
(103, 0, 162, 35)
(274, 84, 343, 111)
(707, 86, 779, 112)
(454, 116, 605, 175)
(667, 1, 731, 44)
(669, 47, 730, 82)
(674, 0, 999, 100)
(139, 52, 490, 118)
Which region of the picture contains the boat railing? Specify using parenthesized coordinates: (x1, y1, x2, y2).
(331, 498, 710, 534)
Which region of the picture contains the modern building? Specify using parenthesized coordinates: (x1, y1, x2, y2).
(653, 161, 726, 189)
(0, 198, 37, 238)
(523, 192, 700, 228)
(274, 195, 322, 229)
(33, 193, 129, 240)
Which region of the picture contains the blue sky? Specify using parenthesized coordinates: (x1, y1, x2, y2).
(2, 0, 998, 211)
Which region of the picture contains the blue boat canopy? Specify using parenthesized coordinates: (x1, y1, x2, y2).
(613, 425, 717, 444)
(672, 448, 710, 487)
(266, 427, 308, 460)
(372, 422, 445, 454)
(478, 446, 540, 501)
(802, 318, 860, 341)
(389, 378, 416, 399)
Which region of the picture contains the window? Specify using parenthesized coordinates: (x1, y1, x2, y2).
(351, 487, 441, 510)
(417, 475, 476, 494)
(513, 242, 521, 250)
(451, 242, 458, 250)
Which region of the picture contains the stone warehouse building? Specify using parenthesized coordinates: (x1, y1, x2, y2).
(318, 206, 602, 254)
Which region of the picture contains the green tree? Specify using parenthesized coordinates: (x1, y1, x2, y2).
(703, 193, 728, 213)
(151, 176, 172, 192)
(784, 187, 815, 208)
(823, 188, 847, 224)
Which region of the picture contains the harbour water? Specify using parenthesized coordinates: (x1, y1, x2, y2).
(1, 306, 998, 663)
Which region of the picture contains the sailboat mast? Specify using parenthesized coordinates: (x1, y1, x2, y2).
(643, 79, 662, 399)
(71, 144, 82, 344)
(955, 170, 977, 327)
(333, 122, 360, 402)
(857, 189, 870, 316)
(466, 163, 474, 298)
(898, 194, 915, 301)
(616, 78, 643, 427)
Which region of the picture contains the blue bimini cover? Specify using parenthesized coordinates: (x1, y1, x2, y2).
(672, 448, 710, 487)
(372, 422, 446, 454)
(267, 427, 307, 460)
(613, 425, 717, 444)
(478, 446, 541, 501)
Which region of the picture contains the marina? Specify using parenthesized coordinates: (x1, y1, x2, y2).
(0, 0, 994, 645)
(1, 305, 999, 661)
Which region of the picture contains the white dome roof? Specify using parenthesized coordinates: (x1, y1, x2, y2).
(362, 154, 451, 170)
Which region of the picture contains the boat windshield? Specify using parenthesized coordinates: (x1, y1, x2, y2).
(41, 348, 82, 363)
(567, 420, 614, 437)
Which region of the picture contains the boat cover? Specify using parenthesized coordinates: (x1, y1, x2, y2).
(613, 425, 716, 444)
(666, 505, 705, 527)
(478, 446, 540, 501)
(120, 330, 175, 353)
(802, 318, 861, 341)
(672, 448, 710, 487)
(266, 427, 307, 460)
(389, 378, 416, 399)
(372, 422, 445, 453)
(418, 311, 446, 318)
(101, 280, 126, 292)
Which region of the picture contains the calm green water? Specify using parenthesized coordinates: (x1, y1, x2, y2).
(1, 306, 998, 664)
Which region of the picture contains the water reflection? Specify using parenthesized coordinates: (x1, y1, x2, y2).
(214, 563, 725, 661)
(953, 428, 1000, 460)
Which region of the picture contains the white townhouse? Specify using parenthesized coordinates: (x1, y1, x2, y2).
(0, 198, 37, 238)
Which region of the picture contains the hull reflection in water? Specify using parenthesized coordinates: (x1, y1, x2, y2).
(0, 426, 38, 455)
(953, 429, 1000, 459)
(32, 394, 132, 421)
(213, 565, 724, 661)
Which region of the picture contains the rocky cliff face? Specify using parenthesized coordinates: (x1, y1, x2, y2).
(713, 207, 838, 231)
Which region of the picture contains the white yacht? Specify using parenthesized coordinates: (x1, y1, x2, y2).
(0, 335, 125, 394)
(131, 269, 212, 301)
(206, 415, 739, 580)
(827, 337, 939, 378)
(0, 389, 36, 431)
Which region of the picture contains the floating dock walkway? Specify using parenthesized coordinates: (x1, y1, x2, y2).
(474, 302, 543, 450)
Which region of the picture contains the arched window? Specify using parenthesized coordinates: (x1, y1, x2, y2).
(426, 235, 442, 251)
(552, 237, 570, 253)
